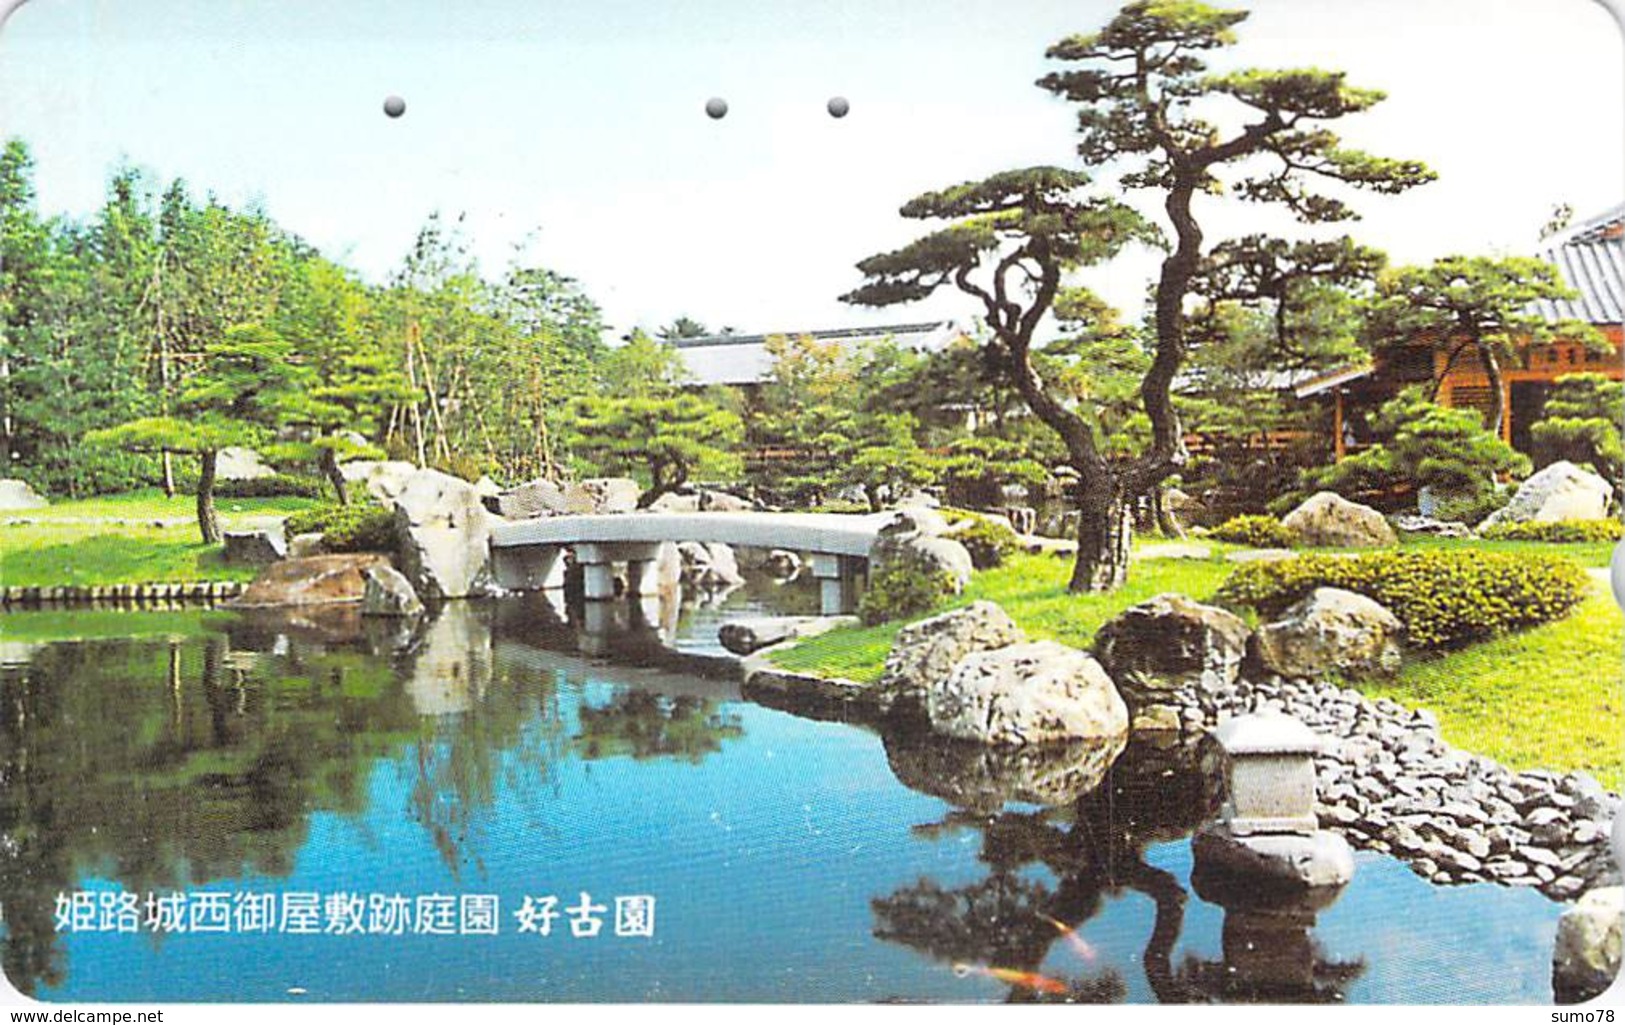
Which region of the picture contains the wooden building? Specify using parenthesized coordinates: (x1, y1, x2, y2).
(1297, 205, 1624, 459)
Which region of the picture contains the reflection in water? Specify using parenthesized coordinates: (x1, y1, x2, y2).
(574, 691, 743, 764)
(0, 590, 1565, 1002)
(873, 729, 1367, 1004)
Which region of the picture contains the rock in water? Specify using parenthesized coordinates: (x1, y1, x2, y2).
(392, 469, 496, 601)
(361, 564, 424, 617)
(1482, 460, 1613, 527)
(0, 478, 47, 510)
(231, 554, 392, 607)
(1252, 587, 1403, 679)
(1553, 887, 1624, 1003)
(718, 615, 855, 655)
(927, 640, 1129, 746)
(1281, 491, 1397, 547)
(880, 601, 1026, 716)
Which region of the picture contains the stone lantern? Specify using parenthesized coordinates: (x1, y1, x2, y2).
(1192, 711, 1353, 903)
(1214, 712, 1321, 837)
(1190, 711, 1357, 998)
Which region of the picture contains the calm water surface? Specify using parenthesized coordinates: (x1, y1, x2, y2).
(0, 583, 1566, 1003)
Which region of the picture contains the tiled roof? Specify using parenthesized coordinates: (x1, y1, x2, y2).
(1532, 204, 1624, 325)
(671, 320, 970, 386)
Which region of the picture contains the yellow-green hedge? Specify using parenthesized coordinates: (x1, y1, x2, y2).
(1216, 550, 1589, 649)
(1478, 519, 1624, 543)
(1209, 514, 1296, 548)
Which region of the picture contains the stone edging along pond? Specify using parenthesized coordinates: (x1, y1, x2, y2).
(0, 581, 247, 607)
(682, 632, 1622, 907)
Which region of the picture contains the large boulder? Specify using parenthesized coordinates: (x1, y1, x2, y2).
(0, 478, 47, 510)
(563, 477, 641, 514)
(392, 469, 496, 601)
(1281, 491, 1397, 548)
(880, 601, 1026, 715)
(926, 640, 1129, 746)
(339, 460, 420, 503)
(1093, 593, 1250, 727)
(231, 553, 392, 608)
(216, 446, 277, 481)
(360, 564, 424, 617)
(222, 528, 287, 566)
(1553, 887, 1624, 1004)
(497, 477, 568, 519)
(699, 488, 755, 512)
(1252, 586, 1403, 679)
(1482, 460, 1612, 527)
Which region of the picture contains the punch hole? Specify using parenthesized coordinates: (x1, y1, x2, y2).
(383, 95, 406, 118)
(827, 97, 850, 118)
(705, 98, 728, 120)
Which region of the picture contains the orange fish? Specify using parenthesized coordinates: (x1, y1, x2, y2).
(1038, 913, 1098, 963)
(953, 962, 1068, 995)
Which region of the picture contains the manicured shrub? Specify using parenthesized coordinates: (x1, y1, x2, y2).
(1216, 549, 1589, 649)
(953, 515, 1022, 570)
(1479, 519, 1624, 543)
(858, 549, 956, 626)
(1208, 514, 1296, 548)
(182, 473, 328, 499)
(284, 501, 397, 553)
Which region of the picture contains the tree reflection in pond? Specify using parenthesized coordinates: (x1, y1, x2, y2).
(0, 605, 566, 995)
(872, 732, 1368, 1004)
(573, 690, 743, 764)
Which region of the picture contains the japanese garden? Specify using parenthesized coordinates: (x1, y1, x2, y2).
(1, 0, 1622, 1007)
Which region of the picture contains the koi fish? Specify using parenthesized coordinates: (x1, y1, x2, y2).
(952, 962, 1068, 995)
(1038, 913, 1098, 963)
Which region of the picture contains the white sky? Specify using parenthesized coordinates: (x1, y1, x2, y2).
(0, 0, 1621, 340)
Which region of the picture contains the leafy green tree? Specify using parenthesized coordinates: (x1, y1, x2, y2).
(274, 350, 419, 505)
(1366, 255, 1605, 437)
(1530, 372, 1624, 492)
(86, 324, 304, 541)
(835, 412, 939, 512)
(1298, 387, 1528, 521)
(847, 2, 1432, 591)
(569, 393, 743, 507)
(599, 328, 689, 398)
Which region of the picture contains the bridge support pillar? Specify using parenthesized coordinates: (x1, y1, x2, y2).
(810, 554, 864, 616)
(491, 544, 565, 591)
(575, 542, 664, 601)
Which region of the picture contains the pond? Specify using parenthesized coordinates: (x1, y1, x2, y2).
(0, 581, 1568, 1003)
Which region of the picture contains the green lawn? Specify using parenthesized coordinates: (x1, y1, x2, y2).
(0, 489, 319, 588)
(771, 550, 1239, 684)
(771, 539, 1623, 787)
(1367, 580, 1624, 789)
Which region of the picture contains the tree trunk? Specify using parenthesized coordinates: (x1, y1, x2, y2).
(321, 447, 351, 506)
(1477, 340, 1505, 439)
(1069, 481, 1132, 593)
(196, 448, 221, 545)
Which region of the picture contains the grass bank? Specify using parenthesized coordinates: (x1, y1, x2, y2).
(772, 540, 1623, 787)
(0, 489, 317, 589)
